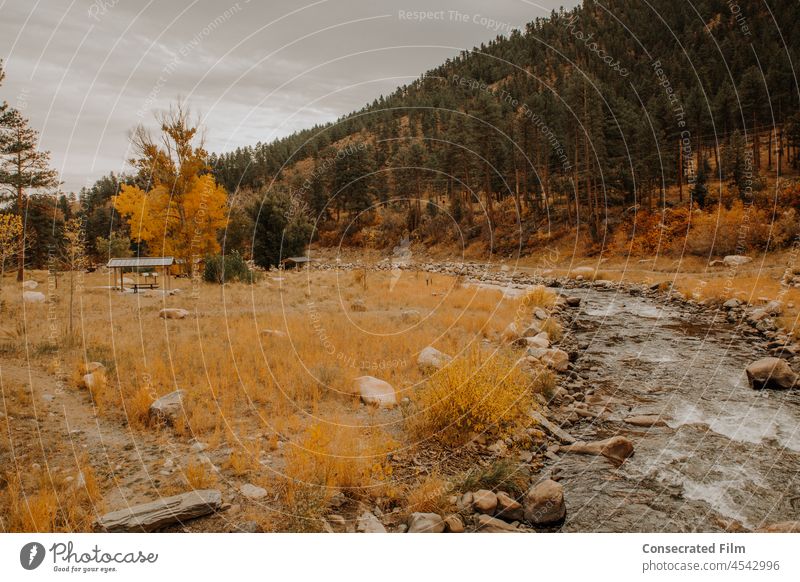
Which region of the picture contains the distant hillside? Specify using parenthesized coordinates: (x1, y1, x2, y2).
(97, 0, 800, 262)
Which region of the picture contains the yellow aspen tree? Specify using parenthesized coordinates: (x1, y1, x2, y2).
(113, 104, 228, 274)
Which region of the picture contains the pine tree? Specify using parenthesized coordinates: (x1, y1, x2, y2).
(0, 108, 59, 280)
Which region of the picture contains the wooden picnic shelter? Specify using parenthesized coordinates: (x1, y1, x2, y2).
(107, 256, 174, 292)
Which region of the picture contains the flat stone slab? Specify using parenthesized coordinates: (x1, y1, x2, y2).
(95, 489, 223, 532)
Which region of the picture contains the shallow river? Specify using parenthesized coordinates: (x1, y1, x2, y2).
(552, 287, 800, 532)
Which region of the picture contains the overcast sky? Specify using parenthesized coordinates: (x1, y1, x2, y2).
(0, 0, 576, 192)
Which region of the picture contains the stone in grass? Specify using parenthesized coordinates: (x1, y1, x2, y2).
(417, 346, 452, 371)
(353, 376, 397, 408)
(159, 308, 189, 319)
(149, 390, 185, 425)
(240, 483, 267, 500)
(356, 511, 386, 533)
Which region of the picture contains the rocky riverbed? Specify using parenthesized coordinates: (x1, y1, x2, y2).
(312, 260, 800, 532)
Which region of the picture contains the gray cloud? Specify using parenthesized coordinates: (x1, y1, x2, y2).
(0, 0, 574, 192)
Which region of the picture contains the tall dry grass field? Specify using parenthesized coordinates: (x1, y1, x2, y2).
(0, 266, 532, 531)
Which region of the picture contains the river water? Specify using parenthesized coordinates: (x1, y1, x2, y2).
(550, 286, 800, 532)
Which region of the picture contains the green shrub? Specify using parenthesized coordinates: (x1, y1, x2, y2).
(203, 251, 257, 284)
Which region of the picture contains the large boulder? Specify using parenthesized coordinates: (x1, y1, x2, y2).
(407, 512, 445, 533)
(745, 357, 798, 390)
(159, 308, 189, 320)
(723, 255, 752, 267)
(559, 435, 634, 464)
(353, 376, 396, 408)
(523, 479, 566, 525)
(149, 390, 185, 424)
(23, 291, 45, 303)
(417, 346, 452, 371)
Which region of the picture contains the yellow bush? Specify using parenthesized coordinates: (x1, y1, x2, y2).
(409, 350, 532, 444)
(183, 461, 217, 489)
(518, 285, 556, 309)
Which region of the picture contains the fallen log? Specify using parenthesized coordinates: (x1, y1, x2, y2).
(95, 489, 223, 532)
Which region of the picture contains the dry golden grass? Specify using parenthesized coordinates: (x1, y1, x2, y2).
(182, 461, 218, 489)
(408, 349, 533, 445)
(0, 456, 102, 532)
(518, 285, 556, 309)
(404, 472, 454, 516)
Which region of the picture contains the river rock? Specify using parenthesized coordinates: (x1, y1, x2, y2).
(407, 512, 445, 533)
(356, 511, 386, 533)
(723, 298, 741, 309)
(95, 489, 223, 532)
(159, 308, 189, 319)
(417, 346, 452, 371)
(764, 300, 784, 315)
(472, 489, 498, 514)
(755, 521, 800, 533)
(353, 376, 396, 407)
(23, 291, 45, 303)
(624, 415, 666, 427)
(149, 390, 185, 424)
(535, 348, 570, 372)
(523, 479, 565, 525)
(745, 357, 798, 389)
(495, 492, 524, 522)
(559, 435, 635, 464)
(475, 513, 518, 532)
(444, 514, 465, 533)
(565, 296, 582, 307)
(723, 255, 752, 267)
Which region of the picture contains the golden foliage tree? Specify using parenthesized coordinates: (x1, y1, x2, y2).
(113, 104, 227, 272)
(0, 213, 22, 291)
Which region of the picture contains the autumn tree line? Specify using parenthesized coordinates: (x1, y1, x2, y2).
(3, 0, 800, 278)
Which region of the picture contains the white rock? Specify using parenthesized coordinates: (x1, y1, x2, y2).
(723, 255, 752, 267)
(23, 291, 45, 303)
(159, 308, 189, 319)
(417, 346, 452, 371)
(407, 512, 445, 533)
(22, 280, 38, 289)
(240, 483, 267, 500)
(353, 376, 396, 408)
(149, 390, 185, 424)
(356, 511, 386, 533)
